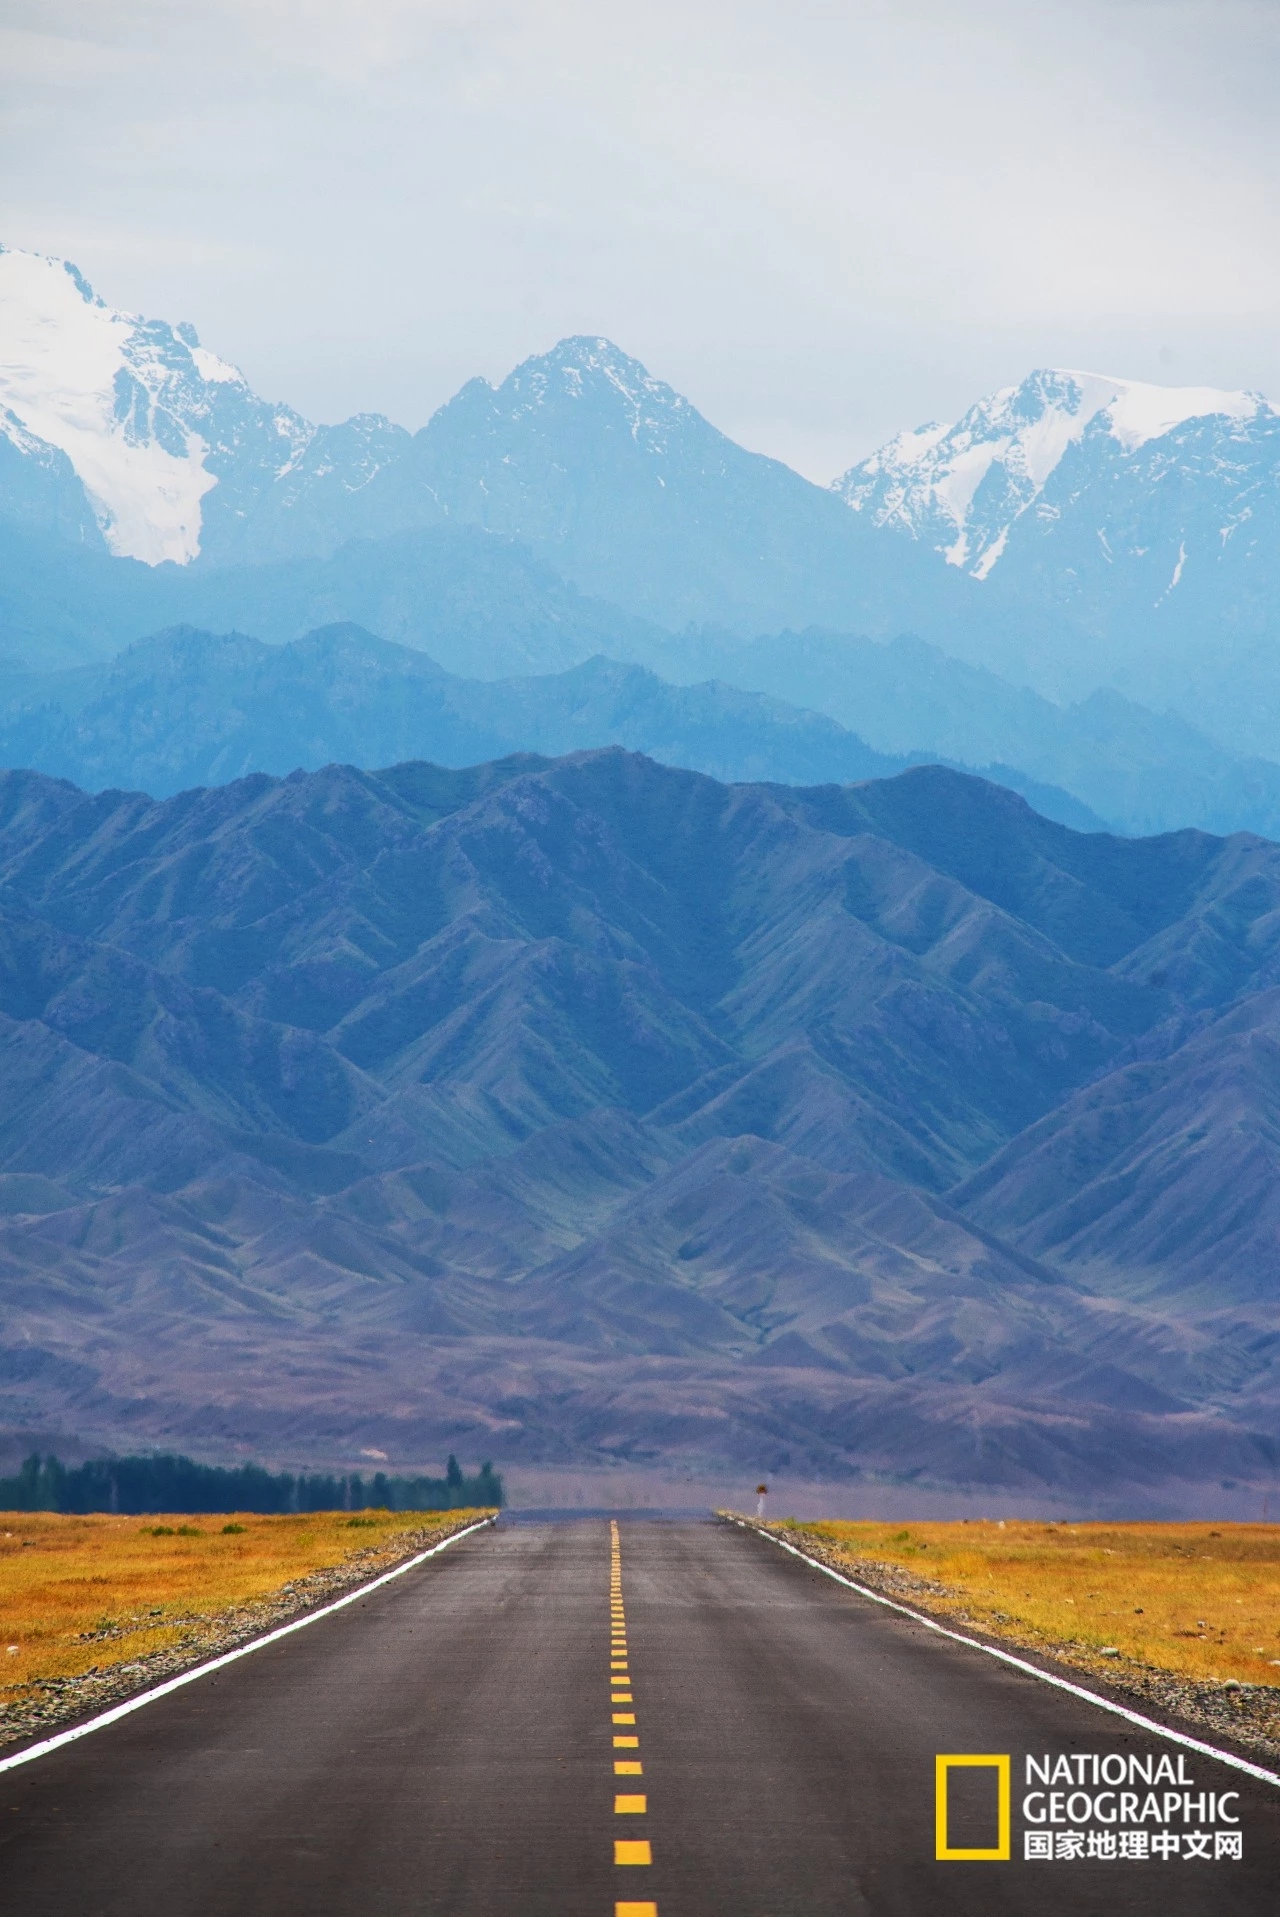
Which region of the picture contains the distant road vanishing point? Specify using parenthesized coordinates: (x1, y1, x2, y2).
(1, 1517, 1277, 1915)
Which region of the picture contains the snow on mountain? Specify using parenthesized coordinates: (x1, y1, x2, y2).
(8, 242, 1279, 684)
(0, 245, 413, 567)
(0, 255, 891, 634)
(0, 254, 729, 577)
(834, 367, 1272, 581)
(0, 246, 276, 563)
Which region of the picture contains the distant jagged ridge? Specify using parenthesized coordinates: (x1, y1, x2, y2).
(13, 616, 1280, 840)
(0, 618, 1100, 831)
(0, 246, 921, 640)
(4, 242, 1280, 805)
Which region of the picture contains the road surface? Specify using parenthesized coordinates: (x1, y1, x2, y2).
(1, 1516, 1276, 1914)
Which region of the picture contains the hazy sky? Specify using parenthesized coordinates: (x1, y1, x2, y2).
(2, 0, 1278, 477)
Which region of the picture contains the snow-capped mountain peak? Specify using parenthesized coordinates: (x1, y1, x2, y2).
(0, 249, 759, 576)
(0, 246, 252, 563)
(0, 244, 352, 566)
(835, 366, 1272, 580)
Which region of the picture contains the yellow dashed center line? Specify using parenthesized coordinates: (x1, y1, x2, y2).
(608, 1519, 655, 1915)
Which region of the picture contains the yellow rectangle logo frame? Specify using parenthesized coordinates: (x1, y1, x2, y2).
(935, 1754, 1011, 1860)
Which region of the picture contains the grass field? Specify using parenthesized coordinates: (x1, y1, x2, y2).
(775, 1520, 1280, 1687)
(0, 1508, 484, 1702)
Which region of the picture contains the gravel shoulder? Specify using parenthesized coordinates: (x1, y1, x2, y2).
(732, 1515, 1280, 1768)
(0, 1512, 488, 1756)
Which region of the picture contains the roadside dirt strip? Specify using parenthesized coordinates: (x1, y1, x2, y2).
(745, 1516, 1280, 1765)
(733, 1518, 1280, 1786)
(0, 1512, 494, 1757)
(0, 1516, 1277, 1914)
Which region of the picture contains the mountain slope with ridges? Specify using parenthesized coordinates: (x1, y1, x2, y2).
(0, 750, 1275, 1494)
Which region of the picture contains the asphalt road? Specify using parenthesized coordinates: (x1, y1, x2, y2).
(1, 1516, 1277, 1914)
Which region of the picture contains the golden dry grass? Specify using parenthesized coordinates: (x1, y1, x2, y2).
(779, 1520, 1280, 1686)
(0, 1507, 482, 1697)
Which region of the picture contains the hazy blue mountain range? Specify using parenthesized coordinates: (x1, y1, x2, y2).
(8, 241, 1280, 735)
(0, 621, 1104, 830)
(0, 624, 912, 802)
(11, 615, 1280, 842)
(0, 518, 669, 676)
(666, 628, 1280, 840)
(4, 243, 1280, 793)
(4, 243, 1279, 1509)
(361, 335, 951, 636)
(0, 245, 950, 637)
(0, 748, 1275, 1500)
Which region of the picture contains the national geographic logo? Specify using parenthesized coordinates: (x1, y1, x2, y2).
(935, 1755, 1011, 1860)
(936, 1751, 1246, 1864)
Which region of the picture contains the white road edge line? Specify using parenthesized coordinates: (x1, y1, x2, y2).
(736, 1519, 1280, 1789)
(0, 1514, 497, 1775)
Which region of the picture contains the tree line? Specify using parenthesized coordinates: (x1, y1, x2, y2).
(0, 1450, 503, 1515)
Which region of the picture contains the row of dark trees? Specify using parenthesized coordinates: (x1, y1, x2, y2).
(0, 1450, 503, 1515)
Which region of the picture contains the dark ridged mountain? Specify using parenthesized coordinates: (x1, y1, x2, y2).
(0, 750, 1275, 1498)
